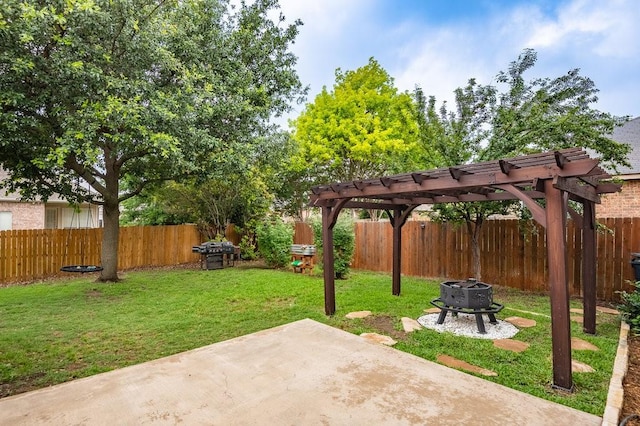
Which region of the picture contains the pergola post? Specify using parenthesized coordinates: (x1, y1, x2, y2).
(582, 201, 597, 334)
(321, 199, 351, 316)
(322, 206, 336, 315)
(544, 179, 573, 391)
(387, 205, 417, 296)
(391, 208, 402, 296)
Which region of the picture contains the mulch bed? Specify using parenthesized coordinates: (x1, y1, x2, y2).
(621, 333, 640, 425)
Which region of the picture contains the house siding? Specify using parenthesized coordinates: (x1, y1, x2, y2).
(0, 201, 45, 229)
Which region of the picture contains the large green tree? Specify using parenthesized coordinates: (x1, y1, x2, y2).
(0, 0, 304, 280)
(420, 49, 630, 279)
(291, 57, 421, 184)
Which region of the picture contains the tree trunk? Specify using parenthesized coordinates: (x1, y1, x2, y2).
(99, 199, 120, 281)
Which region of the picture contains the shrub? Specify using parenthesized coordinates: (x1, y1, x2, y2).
(256, 218, 293, 268)
(619, 282, 640, 333)
(312, 215, 355, 279)
(239, 234, 258, 260)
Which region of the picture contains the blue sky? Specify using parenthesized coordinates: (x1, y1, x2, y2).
(276, 0, 640, 125)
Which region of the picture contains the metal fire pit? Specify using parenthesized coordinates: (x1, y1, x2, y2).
(192, 242, 236, 270)
(431, 279, 503, 334)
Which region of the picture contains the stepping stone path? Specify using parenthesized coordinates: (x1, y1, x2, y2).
(596, 306, 619, 315)
(345, 310, 371, 319)
(571, 337, 599, 351)
(437, 354, 497, 377)
(493, 339, 530, 353)
(570, 315, 584, 323)
(424, 307, 441, 314)
(401, 317, 422, 333)
(505, 316, 537, 328)
(570, 308, 583, 314)
(360, 332, 397, 346)
(572, 359, 595, 373)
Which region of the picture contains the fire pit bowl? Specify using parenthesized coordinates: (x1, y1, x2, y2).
(439, 279, 493, 310)
(431, 278, 503, 334)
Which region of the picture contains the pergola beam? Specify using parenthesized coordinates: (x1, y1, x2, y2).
(312, 159, 600, 202)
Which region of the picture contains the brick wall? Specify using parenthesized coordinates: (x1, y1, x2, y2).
(597, 180, 640, 218)
(0, 201, 45, 229)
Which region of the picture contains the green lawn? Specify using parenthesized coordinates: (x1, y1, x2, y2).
(0, 265, 620, 415)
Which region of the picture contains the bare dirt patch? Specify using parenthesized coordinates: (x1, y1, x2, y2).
(361, 315, 407, 341)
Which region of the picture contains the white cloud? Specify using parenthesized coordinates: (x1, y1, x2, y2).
(275, 0, 640, 124)
(525, 0, 640, 58)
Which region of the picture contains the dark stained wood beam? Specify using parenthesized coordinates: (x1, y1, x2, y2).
(449, 167, 472, 180)
(553, 176, 600, 203)
(353, 180, 373, 190)
(582, 201, 597, 335)
(499, 159, 520, 175)
(387, 205, 417, 296)
(579, 175, 600, 187)
(554, 151, 569, 169)
(411, 172, 436, 184)
(311, 189, 547, 209)
(596, 182, 623, 194)
(322, 206, 336, 316)
(311, 159, 601, 202)
(496, 184, 547, 228)
(545, 179, 573, 392)
(321, 198, 352, 316)
(391, 208, 402, 296)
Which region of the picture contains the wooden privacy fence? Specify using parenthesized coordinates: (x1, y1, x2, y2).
(0, 224, 202, 283)
(350, 218, 640, 302)
(294, 221, 315, 244)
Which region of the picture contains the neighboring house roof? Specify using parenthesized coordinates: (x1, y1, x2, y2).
(611, 116, 640, 175)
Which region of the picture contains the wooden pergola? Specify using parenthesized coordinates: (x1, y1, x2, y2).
(310, 147, 620, 391)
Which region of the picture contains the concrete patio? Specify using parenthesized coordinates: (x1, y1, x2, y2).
(0, 319, 600, 425)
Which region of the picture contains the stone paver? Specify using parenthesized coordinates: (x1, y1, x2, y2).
(571, 337, 599, 351)
(505, 316, 537, 328)
(571, 315, 584, 323)
(493, 339, 530, 353)
(424, 307, 441, 314)
(570, 308, 583, 314)
(401, 317, 422, 332)
(436, 354, 497, 377)
(346, 310, 372, 319)
(572, 359, 595, 373)
(596, 306, 619, 315)
(360, 332, 397, 346)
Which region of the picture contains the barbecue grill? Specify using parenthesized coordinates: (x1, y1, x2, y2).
(431, 279, 503, 334)
(192, 242, 236, 270)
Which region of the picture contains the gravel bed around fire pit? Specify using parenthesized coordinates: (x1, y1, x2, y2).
(417, 313, 519, 340)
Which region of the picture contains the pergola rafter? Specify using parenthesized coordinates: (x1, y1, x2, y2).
(310, 147, 620, 392)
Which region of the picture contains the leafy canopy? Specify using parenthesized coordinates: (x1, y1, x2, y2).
(0, 0, 305, 203)
(0, 0, 305, 280)
(417, 49, 630, 279)
(291, 57, 420, 183)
